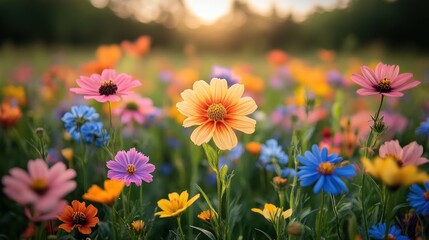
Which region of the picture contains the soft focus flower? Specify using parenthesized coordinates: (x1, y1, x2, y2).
(80, 121, 109, 147)
(70, 69, 141, 102)
(368, 223, 408, 240)
(0, 101, 22, 128)
(61, 148, 74, 162)
(246, 141, 261, 154)
(24, 200, 68, 222)
(210, 65, 240, 86)
(352, 62, 420, 97)
(297, 144, 356, 194)
(251, 203, 292, 223)
(155, 190, 200, 218)
(197, 209, 214, 222)
(259, 139, 294, 177)
(362, 156, 429, 188)
(83, 179, 125, 206)
(96, 45, 122, 67)
(58, 200, 99, 234)
(113, 93, 158, 125)
(61, 105, 99, 140)
(407, 182, 429, 215)
(176, 78, 257, 150)
(2, 85, 26, 106)
(131, 220, 145, 233)
(267, 49, 288, 66)
(416, 117, 429, 137)
(318, 49, 336, 62)
(2, 159, 76, 213)
(107, 148, 155, 186)
(121, 36, 151, 58)
(379, 140, 429, 167)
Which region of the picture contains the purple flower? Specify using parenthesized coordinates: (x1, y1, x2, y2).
(107, 148, 155, 186)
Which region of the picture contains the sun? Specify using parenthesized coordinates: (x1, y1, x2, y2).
(183, 0, 233, 25)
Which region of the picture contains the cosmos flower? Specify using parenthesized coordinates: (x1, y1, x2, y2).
(107, 148, 155, 186)
(83, 179, 125, 206)
(407, 182, 429, 215)
(61, 105, 99, 140)
(368, 223, 408, 240)
(251, 203, 292, 223)
(58, 200, 99, 235)
(362, 156, 429, 188)
(352, 62, 420, 97)
(0, 101, 22, 128)
(379, 140, 429, 167)
(70, 69, 141, 102)
(176, 78, 257, 150)
(416, 117, 429, 138)
(155, 190, 200, 218)
(296, 144, 356, 194)
(121, 35, 151, 58)
(24, 200, 68, 222)
(112, 93, 159, 125)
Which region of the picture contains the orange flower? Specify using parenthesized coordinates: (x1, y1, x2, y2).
(267, 49, 288, 66)
(0, 102, 22, 128)
(197, 209, 214, 222)
(2, 85, 26, 106)
(121, 36, 151, 58)
(83, 180, 125, 206)
(58, 200, 99, 235)
(176, 78, 257, 150)
(96, 45, 122, 67)
(246, 141, 261, 155)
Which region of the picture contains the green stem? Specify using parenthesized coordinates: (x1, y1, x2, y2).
(108, 101, 113, 129)
(330, 194, 343, 240)
(177, 215, 185, 240)
(316, 191, 325, 240)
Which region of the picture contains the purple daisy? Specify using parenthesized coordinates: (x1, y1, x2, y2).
(106, 148, 155, 186)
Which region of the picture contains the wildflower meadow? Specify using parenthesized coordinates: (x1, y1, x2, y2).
(1, 1, 429, 240)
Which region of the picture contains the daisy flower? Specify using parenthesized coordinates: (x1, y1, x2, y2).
(407, 182, 429, 215)
(58, 200, 99, 235)
(70, 69, 141, 102)
(368, 223, 408, 240)
(155, 190, 200, 218)
(112, 93, 159, 125)
(352, 62, 420, 97)
(296, 144, 356, 194)
(106, 148, 155, 186)
(379, 140, 429, 167)
(251, 203, 292, 223)
(176, 78, 257, 150)
(83, 179, 125, 206)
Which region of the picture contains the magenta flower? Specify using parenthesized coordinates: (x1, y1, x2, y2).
(379, 140, 429, 167)
(70, 69, 141, 102)
(107, 148, 155, 186)
(112, 93, 159, 125)
(2, 159, 76, 213)
(352, 62, 420, 97)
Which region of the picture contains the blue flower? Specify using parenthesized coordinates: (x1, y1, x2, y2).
(368, 223, 408, 240)
(61, 105, 99, 140)
(407, 182, 429, 215)
(81, 122, 109, 147)
(416, 117, 429, 137)
(259, 139, 289, 173)
(296, 144, 356, 195)
(210, 65, 240, 86)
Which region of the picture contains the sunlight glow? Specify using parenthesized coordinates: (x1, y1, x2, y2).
(183, 0, 233, 25)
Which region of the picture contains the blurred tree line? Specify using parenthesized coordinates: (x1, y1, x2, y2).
(1, 0, 428, 52)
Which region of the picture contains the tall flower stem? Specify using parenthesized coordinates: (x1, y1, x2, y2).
(177, 215, 185, 240)
(330, 194, 343, 240)
(108, 101, 113, 129)
(361, 95, 385, 239)
(315, 191, 325, 240)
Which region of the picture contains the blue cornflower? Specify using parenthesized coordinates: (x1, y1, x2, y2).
(368, 223, 408, 240)
(81, 122, 109, 147)
(210, 65, 240, 86)
(407, 182, 429, 215)
(416, 117, 429, 137)
(296, 144, 356, 195)
(259, 139, 294, 177)
(61, 105, 99, 140)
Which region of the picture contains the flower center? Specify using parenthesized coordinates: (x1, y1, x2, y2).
(207, 103, 226, 121)
(72, 211, 87, 226)
(387, 234, 395, 240)
(125, 102, 139, 111)
(98, 80, 118, 96)
(376, 78, 392, 93)
(317, 162, 335, 175)
(31, 178, 48, 194)
(385, 154, 402, 167)
(424, 191, 429, 201)
(75, 116, 87, 127)
(126, 164, 137, 174)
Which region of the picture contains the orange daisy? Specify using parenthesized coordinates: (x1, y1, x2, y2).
(176, 78, 257, 150)
(58, 200, 99, 235)
(83, 179, 125, 206)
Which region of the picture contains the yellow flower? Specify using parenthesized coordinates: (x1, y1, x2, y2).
(2, 85, 26, 106)
(176, 78, 257, 150)
(362, 157, 429, 188)
(61, 148, 73, 162)
(83, 179, 125, 206)
(155, 191, 200, 218)
(197, 209, 214, 223)
(131, 220, 145, 233)
(251, 203, 292, 223)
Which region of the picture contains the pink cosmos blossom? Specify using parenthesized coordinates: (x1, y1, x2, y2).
(352, 62, 420, 97)
(379, 140, 429, 166)
(2, 159, 76, 213)
(70, 69, 141, 102)
(112, 93, 158, 125)
(24, 200, 68, 222)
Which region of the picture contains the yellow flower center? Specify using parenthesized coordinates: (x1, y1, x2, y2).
(171, 198, 181, 210)
(317, 162, 335, 175)
(207, 103, 226, 121)
(424, 191, 429, 201)
(72, 211, 87, 225)
(385, 154, 402, 167)
(376, 77, 392, 93)
(126, 164, 137, 174)
(98, 79, 118, 96)
(31, 178, 48, 194)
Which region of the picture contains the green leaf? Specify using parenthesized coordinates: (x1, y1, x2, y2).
(203, 143, 218, 171)
(219, 164, 228, 181)
(191, 226, 216, 240)
(195, 184, 218, 217)
(254, 228, 273, 240)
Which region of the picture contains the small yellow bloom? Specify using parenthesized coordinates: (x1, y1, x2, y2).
(2, 85, 26, 106)
(61, 148, 73, 162)
(362, 157, 429, 188)
(246, 141, 261, 155)
(83, 179, 125, 206)
(197, 209, 214, 223)
(251, 203, 292, 223)
(131, 220, 145, 233)
(155, 191, 200, 218)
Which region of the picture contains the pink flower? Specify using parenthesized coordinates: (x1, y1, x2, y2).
(2, 159, 76, 213)
(112, 93, 158, 125)
(379, 140, 429, 166)
(70, 69, 141, 102)
(352, 62, 420, 97)
(24, 200, 68, 222)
